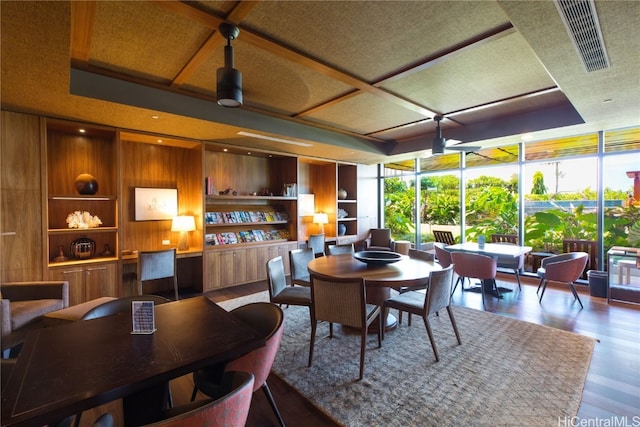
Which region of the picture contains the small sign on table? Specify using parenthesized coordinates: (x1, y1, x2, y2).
(131, 301, 156, 334)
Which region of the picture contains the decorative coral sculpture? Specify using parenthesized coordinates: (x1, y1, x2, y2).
(66, 211, 102, 229)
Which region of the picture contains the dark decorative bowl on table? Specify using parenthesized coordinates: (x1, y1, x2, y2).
(353, 251, 403, 265)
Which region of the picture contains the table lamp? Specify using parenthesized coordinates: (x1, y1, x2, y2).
(313, 212, 328, 234)
(172, 215, 196, 251)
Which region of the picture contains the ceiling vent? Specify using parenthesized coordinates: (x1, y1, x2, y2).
(554, 0, 610, 72)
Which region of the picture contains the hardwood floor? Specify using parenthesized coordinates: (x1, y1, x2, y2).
(188, 273, 640, 426)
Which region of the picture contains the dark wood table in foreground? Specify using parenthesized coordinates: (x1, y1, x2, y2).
(1, 296, 264, 427)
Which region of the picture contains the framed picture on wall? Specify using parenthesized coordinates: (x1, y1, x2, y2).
(134, 187, 178, 221)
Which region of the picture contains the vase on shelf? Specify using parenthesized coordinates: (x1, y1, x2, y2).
(74, 173, 98, 195)
(338, 223, 347, 236)
(338, 188, 347, 200)
(71, 237, 96, 259)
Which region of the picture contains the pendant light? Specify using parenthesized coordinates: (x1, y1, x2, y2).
(216, 23, 242, 107)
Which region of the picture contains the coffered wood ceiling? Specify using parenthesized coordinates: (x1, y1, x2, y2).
(1, 1, 638, 164)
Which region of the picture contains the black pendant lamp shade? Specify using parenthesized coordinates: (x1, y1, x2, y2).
(217, 23, 242, 108)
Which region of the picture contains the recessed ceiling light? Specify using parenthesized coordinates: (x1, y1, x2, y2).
(79, 128, 86, 133)
(151, 115, 159, 119)
(223, 148, 228, 152)
(157, 139, 163, 143)
(237, 131, 313, 147)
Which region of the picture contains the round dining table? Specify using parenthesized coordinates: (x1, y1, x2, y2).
(307, 253, 442, 329)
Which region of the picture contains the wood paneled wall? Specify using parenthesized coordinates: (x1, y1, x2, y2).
(120, 139, 203, 253)
(1, 111, 44, 281)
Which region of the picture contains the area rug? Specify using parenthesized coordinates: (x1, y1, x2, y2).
(217, 292, 595, 426)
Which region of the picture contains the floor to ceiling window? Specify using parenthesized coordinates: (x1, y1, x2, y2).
(382, 159, 417, 245)
(463, 144, 520, 243)
(378, 126, 640, 276)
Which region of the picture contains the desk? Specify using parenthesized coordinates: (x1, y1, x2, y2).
(121, 249, 203, 297)
(1, 297, 264, 427)
(446, 242, 532, 296)
(308, 254, 441, 328)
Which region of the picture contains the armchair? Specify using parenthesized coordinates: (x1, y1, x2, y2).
(364, 228, 394, 251)
(1, 281, 69, 339)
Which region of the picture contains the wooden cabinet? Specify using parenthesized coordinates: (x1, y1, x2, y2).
(45, 119, 119, 276)
(1, 111, 44, 282)
(337, 163, 358, 242)
(201, 146, 299, 289)
(49, 261, 118, 305)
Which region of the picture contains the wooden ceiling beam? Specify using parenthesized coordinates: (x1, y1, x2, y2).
(170, 2, 259, 86)
(70, 1, 97, 62)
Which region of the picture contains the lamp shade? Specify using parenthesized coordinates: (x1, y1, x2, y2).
(313, 213, 328, 225)
(171, 215, 196, 232)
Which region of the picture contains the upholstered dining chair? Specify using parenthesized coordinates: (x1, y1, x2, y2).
(147, 371, 254, 427)
(308, 273, 382, 380)
(434, 243, 463, 294)
(327, 243, 355, 255)
(266, 256, 312, 322)
(289, 248, 314, 287)
(308, 234, 326, 257)
(192, 303, 286, 427)
(537, 252, 588, 309)
(81, 295, 171, 320)
(536, 252, 584, 293)
(450, 252, 498, 307)
(396, 248, 436, 325)
(366, 228, 394, 251)
(137, 249, 179, 301)
(383, 265, 461, 361)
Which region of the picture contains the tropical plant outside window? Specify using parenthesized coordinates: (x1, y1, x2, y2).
(382, 127, 640, 273)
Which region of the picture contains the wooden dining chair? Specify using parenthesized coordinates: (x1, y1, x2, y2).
(433, 230, 456, 245)
(289, 248, 314, 287)
(562, 239, 597, 279)
(308, 234, 326, 257)
(396, 248, 436, 325)
(434, 243, 464, 294)
(309, 273, 382, 380)
(266, 255, 312, 322)
(327, 243, 355, 255)
(383, 265, 461, 361)
(137, 249, 179, 301)
(490, 234, 524, 291)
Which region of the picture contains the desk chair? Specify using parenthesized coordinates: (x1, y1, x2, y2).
(138, 249, 179, 301)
